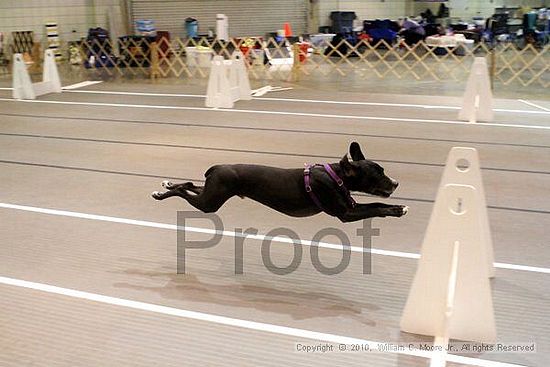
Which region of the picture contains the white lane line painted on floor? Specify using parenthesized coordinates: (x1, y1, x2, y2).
(62, 81, 103, 90)
(64, 89, 550, 116)
(0, 276, 524, 367)
(1, 202, 548, 275)
(492, 108, 550, 115)
(2, 88, 550, 116)
(518, 99, 550, 112)
(65, 89, 457, 109)
(1, 98, 549, 131)
(66, 89, 204, 99)
(1, 82, 103, 92)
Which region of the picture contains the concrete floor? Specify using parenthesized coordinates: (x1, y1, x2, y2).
(0, 78, 549, 367)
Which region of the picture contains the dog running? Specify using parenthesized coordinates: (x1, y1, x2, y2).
(152, 142, 408, 223)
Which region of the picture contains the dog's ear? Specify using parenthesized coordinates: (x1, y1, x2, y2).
(349, 142, 365, 161)
(340, 154, 357, 177)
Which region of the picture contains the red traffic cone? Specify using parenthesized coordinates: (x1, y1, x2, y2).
(283, 23, 292, 37)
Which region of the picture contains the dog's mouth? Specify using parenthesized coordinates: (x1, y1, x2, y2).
(371, 189, 394, 198)
(372, 179, 399, 198)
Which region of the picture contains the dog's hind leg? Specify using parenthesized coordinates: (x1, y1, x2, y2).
(155, 168, 237, 212)
(152, 190, 182, 200)
(177, 171, 238, 213)
(178, 186, 233, 213)
(162, 181, 203, 194)
(151, 184, 205, 201)
(152, 183, 203, 201)
(161, 180, 178, 190)
(185, 184, 203, 195)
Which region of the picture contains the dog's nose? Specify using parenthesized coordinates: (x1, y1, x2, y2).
(391, 179, 399, 189)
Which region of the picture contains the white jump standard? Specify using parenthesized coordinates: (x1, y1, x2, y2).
(12, 49, 61, 100)
(205, 52, 251, 109)
(458, 57, 494, 123)
(401, 147, 497, 366)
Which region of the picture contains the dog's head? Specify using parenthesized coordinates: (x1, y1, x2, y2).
(339, 142, 399, 198)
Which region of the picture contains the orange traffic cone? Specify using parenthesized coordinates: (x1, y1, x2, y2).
(283, 22, 292, 37)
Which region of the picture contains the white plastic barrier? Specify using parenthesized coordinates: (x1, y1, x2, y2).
(12, 49, 61, 100)
(401, 147, 496, 348)
(437, 147, 495, 276)
(205, 52, 251, 109)
(458, 57, 494, 123)
(264, 46, 294, 72)
(185, 47, 214, 68)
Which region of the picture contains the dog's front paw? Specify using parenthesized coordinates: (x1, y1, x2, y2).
(389, 205, 409, 217)
(151, 191, 163, 200)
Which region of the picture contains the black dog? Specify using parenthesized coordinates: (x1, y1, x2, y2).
(152, 142, 408, 223)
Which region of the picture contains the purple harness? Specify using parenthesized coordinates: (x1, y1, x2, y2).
(304, 163, 356, 212)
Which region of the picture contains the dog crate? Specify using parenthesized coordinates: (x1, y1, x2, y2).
(330, 11, 357, 34)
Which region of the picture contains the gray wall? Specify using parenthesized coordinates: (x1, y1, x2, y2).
(1, 0, 549, 48)
(0, 0, 126, 44)
(130, 0, 308, 38)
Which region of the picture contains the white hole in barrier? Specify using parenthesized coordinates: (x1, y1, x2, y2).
(455, 158, 470, 172)
(450, 197, 466, 215)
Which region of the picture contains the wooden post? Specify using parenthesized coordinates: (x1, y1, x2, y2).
(150, 41, 160, 79)
(28, 42, 42, 73)
(489, 47, 496, 91)
(290, 42, 301, 82)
